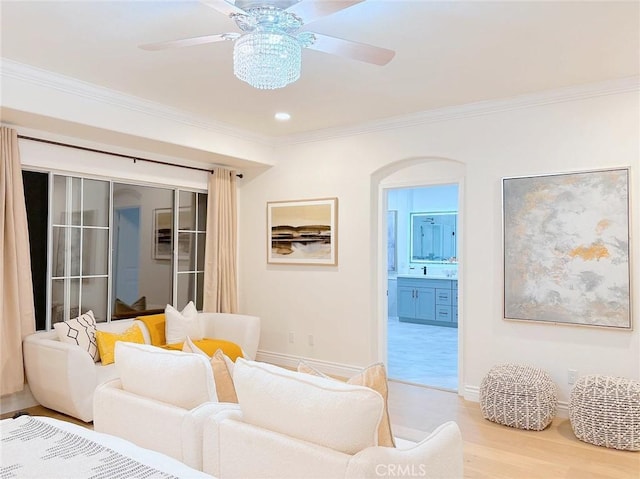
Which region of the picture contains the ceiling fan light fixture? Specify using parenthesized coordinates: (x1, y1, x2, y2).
(233, 31, 301, 89)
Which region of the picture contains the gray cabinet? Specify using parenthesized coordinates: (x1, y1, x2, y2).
(397, 277, 457, 327)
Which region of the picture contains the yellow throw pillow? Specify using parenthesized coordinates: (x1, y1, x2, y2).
(137, 313, 166, 346)
(96, 324, 145, 365)
(166, 338, 243, 361)
(297, 360, 396, 448)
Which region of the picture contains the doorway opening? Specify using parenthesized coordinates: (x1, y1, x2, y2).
(113, 206, 141, 306)
(386, 184, 459, 391)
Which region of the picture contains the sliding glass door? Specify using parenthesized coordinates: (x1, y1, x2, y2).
(23, 169, 207, 330)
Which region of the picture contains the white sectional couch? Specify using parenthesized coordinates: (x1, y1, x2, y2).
(23, 312, 260, 422)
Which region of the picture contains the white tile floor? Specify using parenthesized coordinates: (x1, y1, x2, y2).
(387, 316, 458, 391)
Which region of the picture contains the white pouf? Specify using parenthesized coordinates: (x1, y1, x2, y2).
(569, 375, 640, 451)
(480, 363, 557, 431)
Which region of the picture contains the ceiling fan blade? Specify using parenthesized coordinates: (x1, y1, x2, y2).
(139, 33, 239, 51)
(199, 0, 246, 17)
(308, 33, 395, 65)
(287, 0, 365, 24)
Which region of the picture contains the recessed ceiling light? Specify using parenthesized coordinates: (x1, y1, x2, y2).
(274, 112, 291, 121)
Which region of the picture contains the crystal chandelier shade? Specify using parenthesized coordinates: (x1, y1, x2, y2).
(234, 32, 301, 90)
(231, 6, 314, 90)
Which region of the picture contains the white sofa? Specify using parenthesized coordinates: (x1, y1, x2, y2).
(23, 312, 261, 422)
(202, 359, 464, 479)
(23, 318, 146, 422)
(94, 342, 239, 471)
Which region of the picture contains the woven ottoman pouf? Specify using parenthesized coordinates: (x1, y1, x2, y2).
(569, 375, 640, 451)
(480, 363, 558, 431)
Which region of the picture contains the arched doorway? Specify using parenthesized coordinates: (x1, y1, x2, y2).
(373, 158, 465, 392)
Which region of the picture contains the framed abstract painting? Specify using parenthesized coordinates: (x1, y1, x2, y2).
(502, 168, 631, 329)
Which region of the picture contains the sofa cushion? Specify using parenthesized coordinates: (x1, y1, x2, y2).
(233, 359, 383, 455)
(210, 349, 238, 403)
(115, 342, 216, 410)
(298, 360, 396, 448)
(165, 302, 200, 343)
(182, 339, 238, 403)
(53, 310, 100, 362)
(96, 323, 145, 365)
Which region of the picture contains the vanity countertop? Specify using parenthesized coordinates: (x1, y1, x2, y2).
(397, 273, 457, 280)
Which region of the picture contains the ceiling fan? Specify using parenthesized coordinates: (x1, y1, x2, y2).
(140, 0, 395, 89)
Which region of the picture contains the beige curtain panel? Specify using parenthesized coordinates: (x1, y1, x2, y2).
(203, 168, 238, 313)
(1, 127, 35, 396)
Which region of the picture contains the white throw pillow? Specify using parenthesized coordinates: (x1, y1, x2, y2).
(115, 342, 217, 409)
(53, 310, 100, 362)
(165, 301, 200, 343)
(233, 358, 384, 455)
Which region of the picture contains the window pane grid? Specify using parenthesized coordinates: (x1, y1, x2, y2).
(50, 175, 110, 324)
(42, 174, 206, 328)
(176, 191, 206, 308)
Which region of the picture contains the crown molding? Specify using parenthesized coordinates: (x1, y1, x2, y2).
(0, 58, 273, 146)
(279, 76, 640, 145)
(3, 58, 638, 148)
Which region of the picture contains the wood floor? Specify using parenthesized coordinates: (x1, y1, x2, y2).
(3, 381, 638, 478)
(387, 381, 639, 479)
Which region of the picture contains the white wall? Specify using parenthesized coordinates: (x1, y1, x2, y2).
(238, 90, 640, 404)
(6, 83, 639, 412)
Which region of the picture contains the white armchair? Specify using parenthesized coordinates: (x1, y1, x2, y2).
(202, 359, 463, 479)
(94, 342, 240, 471)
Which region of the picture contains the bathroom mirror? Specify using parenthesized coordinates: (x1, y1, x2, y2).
(410, 212, 457, 262)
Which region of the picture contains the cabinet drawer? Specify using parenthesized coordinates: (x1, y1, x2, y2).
(435, 289, 451, 305)
(435, 305, 452, 321)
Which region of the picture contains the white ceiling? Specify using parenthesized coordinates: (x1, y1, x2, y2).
(1, 0, 639, 139)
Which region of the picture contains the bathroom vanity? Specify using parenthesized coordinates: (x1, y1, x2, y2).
(397, 276, 458, 327)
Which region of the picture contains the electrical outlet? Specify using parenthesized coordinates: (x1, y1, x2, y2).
(568, 369, 578, 385)
(308, 334, 314, 346)
(288, 332, 295, 344)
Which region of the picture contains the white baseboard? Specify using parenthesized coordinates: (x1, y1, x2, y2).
(255, 350, 362, 378)
(0, 384, 38, 415)
(255, 353, 572, 419)
(463, 385, 480, 403)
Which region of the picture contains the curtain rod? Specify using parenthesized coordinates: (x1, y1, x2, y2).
(17, 135, 243, 178)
